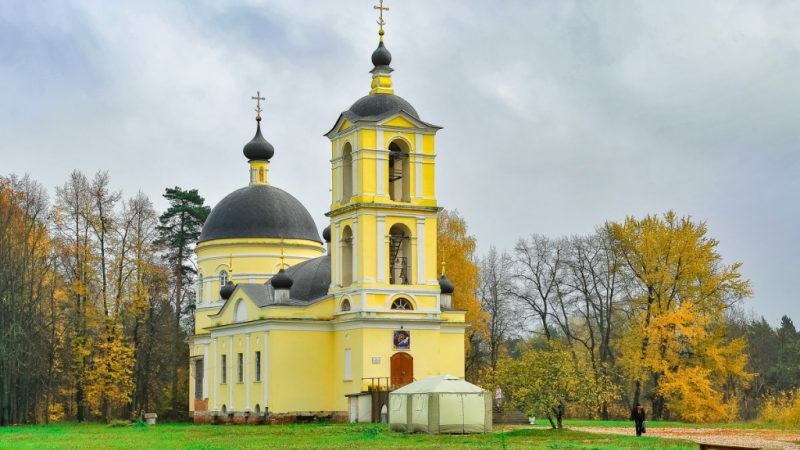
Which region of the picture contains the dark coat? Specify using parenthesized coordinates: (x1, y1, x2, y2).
(630, 406, 646, 422)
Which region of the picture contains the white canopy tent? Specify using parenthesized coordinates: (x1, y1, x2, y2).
(389, 375, 492, 434)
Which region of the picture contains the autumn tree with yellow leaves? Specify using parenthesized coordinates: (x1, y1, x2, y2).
(609, 212, 752, 421)
(437, 209, 488, 382)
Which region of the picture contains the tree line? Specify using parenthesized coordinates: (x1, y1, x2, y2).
(0, 172, 208, 424)
(456, 211, 797, 426)
(2, 172, 796, 426)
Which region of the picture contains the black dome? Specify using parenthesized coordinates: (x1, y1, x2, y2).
(371, 41, 392, 67)
(199, 185, 321, 243)
(220, 281, 236, 300)
(322, 225, 331, 243)
(285, 254, 331, 302)
(439, 275, 454, 294)
(348, 93, 419, 121)
(243, 122, 275, 161)
(270, 268, 294, 290)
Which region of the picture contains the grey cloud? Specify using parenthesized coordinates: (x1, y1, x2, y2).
(0, 0, 797, 323)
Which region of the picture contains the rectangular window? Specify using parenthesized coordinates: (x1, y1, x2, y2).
(255, 351, 261, 382)
(221, 354, 227, 384)
(344, 348, 352, 381)
(237, 353, 243, 383)
(194, 359, 204, 399)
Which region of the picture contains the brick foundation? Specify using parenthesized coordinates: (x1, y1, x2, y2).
(192, 410, 347, 425)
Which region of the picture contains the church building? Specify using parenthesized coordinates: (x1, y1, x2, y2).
(188, 5, 466, 423)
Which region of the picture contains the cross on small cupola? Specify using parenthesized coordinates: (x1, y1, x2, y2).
(243, 89, 274, 185)
(374, 0, 389, 41)
(369, 0, 393, 93)
(251, 90, 266, 122)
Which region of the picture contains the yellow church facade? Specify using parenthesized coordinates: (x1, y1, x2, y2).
(188, 11, 465, 423)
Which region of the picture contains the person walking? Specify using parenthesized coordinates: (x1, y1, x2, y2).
(630, 403, 646, 436)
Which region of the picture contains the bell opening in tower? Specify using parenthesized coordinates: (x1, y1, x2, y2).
(341, 226, 353, 286)
(388, 140, 410, 202)
(388, 223, 411, 285)
(342, 142, 353, 202)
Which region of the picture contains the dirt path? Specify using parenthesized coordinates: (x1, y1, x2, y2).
(571, 426, 800, 450)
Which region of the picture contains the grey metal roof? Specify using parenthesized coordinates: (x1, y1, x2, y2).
(236, 284, 270, 307)
(326, 93, 441, 135)
(199, 185, 321, 243)
(348, 93, 419, 121)
(285, 254, 331, 302)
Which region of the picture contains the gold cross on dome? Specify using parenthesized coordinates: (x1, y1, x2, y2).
(374, 0, 389, 39)
(251, 90, 265, 118)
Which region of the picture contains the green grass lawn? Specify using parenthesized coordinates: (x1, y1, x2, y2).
(0, 422, 697, 449)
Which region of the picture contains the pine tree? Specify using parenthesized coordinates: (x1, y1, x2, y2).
(157, 187, 209, 418)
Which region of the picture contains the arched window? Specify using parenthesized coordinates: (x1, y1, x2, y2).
(221, 404, 227, 414)
(388, 140, 410, 202)
(219, 270, 228, 287)
(254, 404, 261, 414)
(341, 226, 353, 286)
(340, 298, 351, 312)
(390, 297, 413, 310)
(234, 299, 246, 322)
(342, 142, 353, 203)
(388, 224, 411, 285)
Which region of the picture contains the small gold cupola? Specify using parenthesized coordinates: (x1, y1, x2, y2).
(243, 90, 274, 185)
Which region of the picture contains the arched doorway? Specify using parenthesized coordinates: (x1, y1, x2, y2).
(390, 352, 413, 387)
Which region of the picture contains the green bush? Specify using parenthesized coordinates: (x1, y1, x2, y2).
(106, 420, 131, 428)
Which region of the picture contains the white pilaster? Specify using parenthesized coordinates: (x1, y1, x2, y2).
(334, 223, 341, 286)
(410, 236, 418, 285)
(245, 334, 251, 410)
(268, 332, 269, 412)
(416, 218, 426, 284)
(415, 133, 423, 198)
(352, 133, 359, 197)
(352, 216, 359, 283)
(212, 337, 218, 410)
(376, 216, 385, 283)
(336, 148, 343, 202)
(376, 129, 385, 195)
(228, 338, 233, 410)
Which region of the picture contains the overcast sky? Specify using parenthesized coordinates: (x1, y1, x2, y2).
(1, 0, 798, 323)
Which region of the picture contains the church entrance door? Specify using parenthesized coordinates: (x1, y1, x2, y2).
(390, 352, 413, 388)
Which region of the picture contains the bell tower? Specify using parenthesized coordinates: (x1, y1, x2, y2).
(324, 1, 443, 314)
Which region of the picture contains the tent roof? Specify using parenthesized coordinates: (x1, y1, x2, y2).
(390, 375, 486, 394)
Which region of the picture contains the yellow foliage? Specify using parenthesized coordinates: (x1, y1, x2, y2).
(608, 212, 752, 421)
(658, 366, 738, 422)
(493, 344, 617, 425)
(437, 210, 488, 353)
(759, 389, 800, 426)
(48, 403, 66, 422)
(84, 320, 136, 417)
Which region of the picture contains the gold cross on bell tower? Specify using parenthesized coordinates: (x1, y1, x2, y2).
(251, 90, 265, 121)
(374, 0, 389, 41)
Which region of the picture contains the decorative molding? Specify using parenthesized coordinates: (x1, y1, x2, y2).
(416, 218, 425, 286)
(326, 202, 442, 217)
